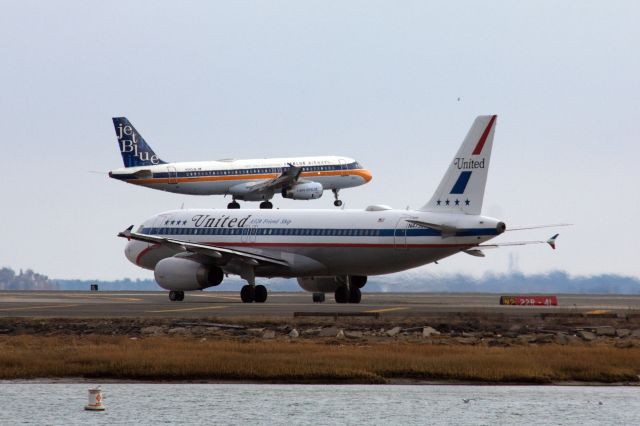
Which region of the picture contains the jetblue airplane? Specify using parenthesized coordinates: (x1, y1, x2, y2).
(119, 115, 561, 303)
(108, 117, 372, 208)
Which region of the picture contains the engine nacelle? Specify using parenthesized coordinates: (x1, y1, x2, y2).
(154, 257, 223, 291)
(282, 182, 323, 200)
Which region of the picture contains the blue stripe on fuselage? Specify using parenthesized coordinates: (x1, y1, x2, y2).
(139, 227, 499, 237)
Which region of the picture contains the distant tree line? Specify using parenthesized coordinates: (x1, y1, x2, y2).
(0, 267, 58, 290)
(2, 266, 639, 294)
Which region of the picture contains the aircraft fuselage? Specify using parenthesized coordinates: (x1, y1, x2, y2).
(125, 208, 504, 278)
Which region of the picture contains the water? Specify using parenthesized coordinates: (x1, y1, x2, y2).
(0, 384, 638, 425)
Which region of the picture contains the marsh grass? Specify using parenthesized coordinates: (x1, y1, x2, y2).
(1, 336, 638, 384)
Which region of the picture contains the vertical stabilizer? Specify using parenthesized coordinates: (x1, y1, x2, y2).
(420, 115, 497, 215)
(112, 117, 166, 167)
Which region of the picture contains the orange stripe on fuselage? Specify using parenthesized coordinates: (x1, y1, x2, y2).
(127, 169, 372, 185)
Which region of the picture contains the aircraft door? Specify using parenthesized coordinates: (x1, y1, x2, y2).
(241, 225, 258, 243)
(394, 218, 409, 250)
(167, 166, 178, 184)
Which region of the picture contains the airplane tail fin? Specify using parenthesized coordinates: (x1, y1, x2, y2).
(420, 115, 497, 215)
(112, 117, 166, 167)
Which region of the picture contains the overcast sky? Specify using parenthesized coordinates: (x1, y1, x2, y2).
(0, 1, 638, 281)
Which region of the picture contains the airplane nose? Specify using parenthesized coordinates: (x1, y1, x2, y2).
(360, 169, 373, 183)
(125, 240, 144, 265)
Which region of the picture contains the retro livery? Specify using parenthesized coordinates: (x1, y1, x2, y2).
(108, 117, 372, 208)
(119, 115, 561, 303)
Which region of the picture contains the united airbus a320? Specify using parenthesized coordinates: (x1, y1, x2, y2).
(119, 115, 564, 303)
(108, 117, 372, 209)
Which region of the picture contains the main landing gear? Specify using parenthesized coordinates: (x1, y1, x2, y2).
(227, 200, 274, 209)
(332, 189, 343, 207)
(240, 284, 268, 303)
(169, 290, 184, 301)
(334, 285, 361, 304)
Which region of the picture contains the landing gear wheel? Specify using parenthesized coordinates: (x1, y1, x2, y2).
(228, 201, 241, 209)
(254, 285, 268, 303)
(334, 285, 349, 304)
(348, 287, 361, 304)
(332, 189, 342, 207)
(240, 285, 255, 303)
(169, 291, 184, 302)
(259, 201, 273, 209)
(312, 293, 325, 303)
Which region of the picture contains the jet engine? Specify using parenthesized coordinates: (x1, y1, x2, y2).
(154, 257, 223, 291)
(282, 182, 323, 200)
(297, 275, 367, 292)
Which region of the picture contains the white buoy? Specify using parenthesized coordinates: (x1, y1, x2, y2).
(84, 387, 105, 411)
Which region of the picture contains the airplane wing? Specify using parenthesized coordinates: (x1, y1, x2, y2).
(245, 164, 303, 193)
(118, 226, 289, 267)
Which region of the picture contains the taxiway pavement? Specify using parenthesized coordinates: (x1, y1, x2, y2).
(0, 291, 638, 318)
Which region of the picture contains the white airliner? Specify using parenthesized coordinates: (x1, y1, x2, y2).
(119, 115, 562, 303)
(108, 117, 372, 209)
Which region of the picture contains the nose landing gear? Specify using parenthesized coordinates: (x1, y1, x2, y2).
(227, 200, 241, 209)
(259, 201, 273, 209)
(332, 189, 342, 207)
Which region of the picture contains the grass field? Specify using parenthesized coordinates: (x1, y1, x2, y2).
(1, 336, 639, 384)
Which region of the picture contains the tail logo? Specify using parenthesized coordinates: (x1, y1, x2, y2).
(115, 123, 162, 165)
(454, 158, 485, 170)
(447, 115, 495, 195)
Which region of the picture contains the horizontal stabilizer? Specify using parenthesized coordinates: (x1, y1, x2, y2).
(479, 234, 560, 250)
(507, 223, 572, 232)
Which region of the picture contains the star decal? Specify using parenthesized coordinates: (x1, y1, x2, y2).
(445, 199, 450, 206)
(183, 220, 187, 225)
(454, 199, 460, 206)
(465, 199, 470, 206)
(170, 220, 175, 225)
(436, 200, 441, 206)
(164, 220, 169, 225)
